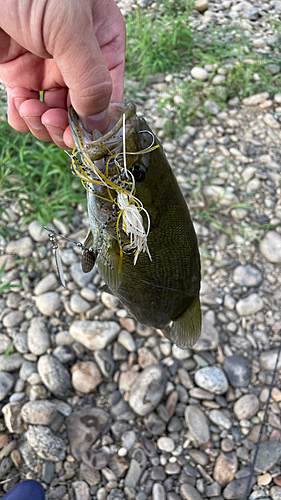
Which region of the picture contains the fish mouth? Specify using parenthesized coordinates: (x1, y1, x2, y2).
(68, 103, 159, 266)
(68, 103, 137, 166)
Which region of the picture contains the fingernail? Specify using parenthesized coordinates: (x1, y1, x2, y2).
(14, 98, 24, 112)
(24, 116, 44, 131)
(45, 125, 64, 141)
(86, 110, 110, 133)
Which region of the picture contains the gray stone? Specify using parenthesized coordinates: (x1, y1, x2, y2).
(80, 463, 101, 486)
(192, 317, 219, 351)
(69, 320, 120, 349)
(118, 330, 136, 352)
(157, 437, 175, 453)
(172, 345, 191, 360)
(0, 353, 23, 372)
(212, 74, 226, 85)
(6, 237, 34, 257)
(145, 412, 166, 436)
(234, 394, 259, 420)
(20, 441, 38, 470)
(21, 400, 57, 425)
(35, 292, 61, 316)
(42, 462, 55, 484)
(37, 355, 72, 399)
(72, 481, 89, 500)
(28, 220, 49, 242)
(260, 232, 281, 263)
(3, 310, 25, 328)
(70, 294, 91, 314)
(0, 335, 12, 354)
(94, 350, 115, 379)
(233, 266, 263, 287)
(53, 345, 75, 364)
(125, 448, 147, 488)
(194, 366, 228, 394)
(55, 331, 74, 346)
(180, 484, 203, 500)
(209, 409, 232, 430)
(71, 263, 96, 287)
(66, 408, 111, 460)
(243, 92, 269, 105)
(2, 402, 24, 433)
(185, 405, 210, 443)
(191, 67, 209, 81)
(13, 333, 28, 354)
(0, 372, 14, 400)
(236, 294, 263, 316)
(34, 273, 58, 295)
(0, 457, 13, 480)
(205, 482, 221, 497)
(129, 365, 165, 416)
(19, 361, 37, 381)
(152, 483, 166, 500)
(26, 425, 66, 461)
(270, 487, 281, 500)
(223, 477, 255, 499)
(260, 350, 281, 371)
(252, 441, 281, 473)
(264, 114, 280, 130)
(82, 449, 109, 470)
(204, 100, 219, 116)
(27, 317, 50, 355)
(223, 356, 251, 387)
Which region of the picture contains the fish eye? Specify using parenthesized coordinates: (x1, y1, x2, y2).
(130, 163, 146, 182)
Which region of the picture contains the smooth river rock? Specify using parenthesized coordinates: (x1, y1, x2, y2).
(35, 292, 61, 316)
(236, 293, 263, 316)
(66, 408, 111, 460)
(260, 231, 281, 263)
(69, 321, 120, 350)
(223, 355, 251, 387)
(233, 265, 263, 287)
(185, 405, 210, 443)
(234, 394, 259, 420)
(129, 365, 166, 416)
(27, 317, 50, 355)
(194, 366, 229, 394)
(37, 355, 72, 399)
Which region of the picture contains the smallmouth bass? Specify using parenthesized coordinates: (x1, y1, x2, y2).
(68, 103, 201, 348)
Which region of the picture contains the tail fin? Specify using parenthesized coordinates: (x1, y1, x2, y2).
(164, 296, 202, 349)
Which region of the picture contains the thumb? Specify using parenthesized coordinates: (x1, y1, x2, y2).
(48, 3, 112, 131)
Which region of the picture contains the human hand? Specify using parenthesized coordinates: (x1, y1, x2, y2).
(0, 0, 126, 148)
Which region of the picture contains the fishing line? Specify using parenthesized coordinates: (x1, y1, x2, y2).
(243, 330, 281, 500)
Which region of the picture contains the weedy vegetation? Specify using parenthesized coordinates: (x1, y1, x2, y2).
(0, 260, 22, 293)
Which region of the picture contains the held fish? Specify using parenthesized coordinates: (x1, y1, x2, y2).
(67, 103, 201, 349)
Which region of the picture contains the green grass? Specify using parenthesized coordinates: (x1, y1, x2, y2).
(125, 1, 195, 83)
(0, 121, 84, 226)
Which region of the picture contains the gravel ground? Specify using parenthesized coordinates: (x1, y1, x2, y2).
(1, 1, 281, 500)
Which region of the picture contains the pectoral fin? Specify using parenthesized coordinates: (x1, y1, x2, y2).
(164, 296, 202, 349)
(97, 244, 123, 292)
